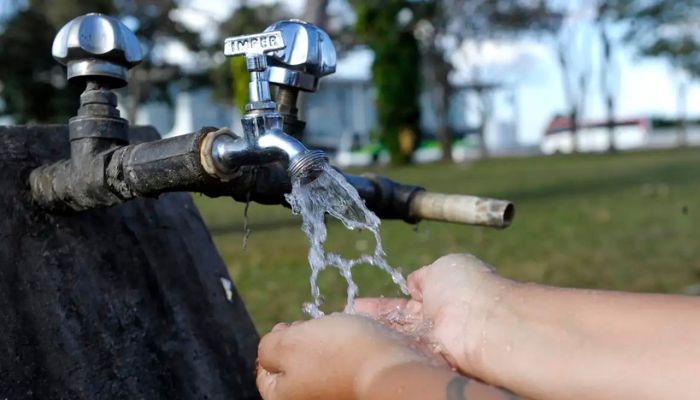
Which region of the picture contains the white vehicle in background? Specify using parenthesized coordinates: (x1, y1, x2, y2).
(541, 116, 700, 154)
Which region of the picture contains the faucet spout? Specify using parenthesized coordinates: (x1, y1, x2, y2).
(257, 129, 306, 162)
(258, 130, 327, 181)
(205, 127, 327, 182)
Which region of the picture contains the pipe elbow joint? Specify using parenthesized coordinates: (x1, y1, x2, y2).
(202, 128, 327, 183)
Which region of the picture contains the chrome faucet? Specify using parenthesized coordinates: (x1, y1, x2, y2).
(204, 26, 332, 183)
(28, 13, 514, 228)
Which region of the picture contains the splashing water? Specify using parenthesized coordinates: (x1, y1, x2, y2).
(285, 163, 409, 317)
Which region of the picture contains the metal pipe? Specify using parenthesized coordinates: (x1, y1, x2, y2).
(274, 87, 305, 139)
(30, 128, 514, 228)
(107, 129, 215, 197)
(408, 192, 514, 229)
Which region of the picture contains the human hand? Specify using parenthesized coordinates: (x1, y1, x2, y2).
(256, 313, 439, 400)
(355, 253, 514, 377)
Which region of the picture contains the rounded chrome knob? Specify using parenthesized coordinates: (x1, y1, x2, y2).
(264, 20, 336, 92)
(52, 13, 142, 87)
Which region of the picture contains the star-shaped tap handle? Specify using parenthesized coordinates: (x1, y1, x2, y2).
(52, 13, 142, 88)
(223, 31, 286, 110)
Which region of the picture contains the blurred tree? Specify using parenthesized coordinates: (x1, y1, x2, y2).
(103, 0, 202, 123)
(413, 1, 452, 160)
(614, 0, 699, 146)
(413, 0, 560, 159)
(0, 1, 114, 123)
(353, 0, 421, 164)
(33, 0, 114, 28)
(346, 0, 562, 162)
(620, 0, 700, 75)
(595, 0, 623, 152)
(0, 0, 201, 124)
(555, 16, 592, 154)
(303, 0, 330, 28)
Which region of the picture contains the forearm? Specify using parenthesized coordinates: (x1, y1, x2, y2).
(478, 282, 700, 400)
(362, 362, 518, 400)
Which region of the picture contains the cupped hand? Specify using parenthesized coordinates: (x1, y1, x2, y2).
(355, 253, 513, 376)
(256, 313, 439, 400)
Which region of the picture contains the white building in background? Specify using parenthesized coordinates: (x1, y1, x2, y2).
(131, 87, 239, 137)
(540, 116, 700, 154)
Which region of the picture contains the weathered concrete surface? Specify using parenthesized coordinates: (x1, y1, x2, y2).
(0, 125, 260, 399)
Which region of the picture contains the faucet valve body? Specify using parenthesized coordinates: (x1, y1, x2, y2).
(70, 82, 127, 143)
(219, 28, 329, 181)
(51, 13, 143, 144)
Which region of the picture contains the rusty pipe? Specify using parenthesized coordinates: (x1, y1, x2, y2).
(30, 127, 515, 229)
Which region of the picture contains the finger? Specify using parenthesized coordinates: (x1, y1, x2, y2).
(257, 330, 289, 373)
(407, 267, 429, 301)
(256, 366, 281, 400)
(354, 298, 409, 319)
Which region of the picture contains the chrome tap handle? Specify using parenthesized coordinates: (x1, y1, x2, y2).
(264, 20, 336, 92)
(223, 31, 286, 108)
(52, 13, 142, 88)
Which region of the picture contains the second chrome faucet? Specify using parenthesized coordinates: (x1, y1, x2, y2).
(202, 26, 332, 183)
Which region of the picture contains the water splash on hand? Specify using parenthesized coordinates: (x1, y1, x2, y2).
(285, 164, 409, 317)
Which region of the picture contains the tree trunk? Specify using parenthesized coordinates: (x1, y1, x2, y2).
(599, 23, 617, 153)
(431, 50, 453, 162)
(296, 0, 329, 129)
(677, 80, 688, 147)
(556, 38, 584, 154)
(570, 108, 579, 154)
(606, 97, 616, 152)
(477, 89, 490, 159)
(302, 0, 329, 27)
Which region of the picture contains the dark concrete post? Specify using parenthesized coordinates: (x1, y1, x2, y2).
(0, 125, 260, 399)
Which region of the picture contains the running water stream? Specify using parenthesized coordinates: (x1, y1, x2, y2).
(285, 163, 409, 317)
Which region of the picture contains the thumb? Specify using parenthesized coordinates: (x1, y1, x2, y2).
(256, 365, 282, 400)
(407, 266, 430, 302)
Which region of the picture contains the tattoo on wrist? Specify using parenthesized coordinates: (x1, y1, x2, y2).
(446, 376, 469, 400)
(446, 376, 522, 400)
(502, 387, 520, 400)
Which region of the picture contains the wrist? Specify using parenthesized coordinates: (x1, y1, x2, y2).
(469, 279, 540, 389)
(454, 274, 522, 381)
(355, 346, 433, 400)
(359, 360, 455, 400)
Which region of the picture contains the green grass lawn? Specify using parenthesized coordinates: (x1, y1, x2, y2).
(194, 148, 700, 332)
